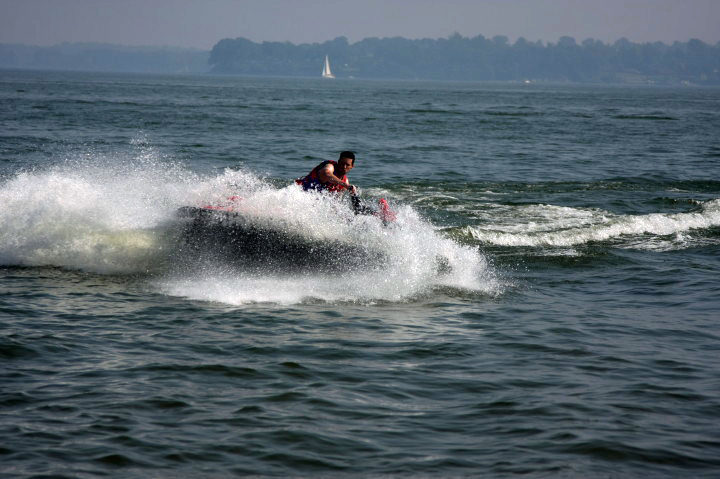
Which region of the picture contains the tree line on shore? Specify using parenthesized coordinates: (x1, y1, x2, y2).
(1, 34, 718, 84)
(209, 34, 720, 84)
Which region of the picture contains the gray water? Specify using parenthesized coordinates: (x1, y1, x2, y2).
(1, 70, 720, 478)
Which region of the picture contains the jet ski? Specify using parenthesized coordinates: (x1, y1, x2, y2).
(176, 194, 396, 271)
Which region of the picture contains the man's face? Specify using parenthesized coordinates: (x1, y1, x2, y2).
(337, 157, 354, 175)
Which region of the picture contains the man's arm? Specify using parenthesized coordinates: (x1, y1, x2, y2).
(317, 163, 351, 188)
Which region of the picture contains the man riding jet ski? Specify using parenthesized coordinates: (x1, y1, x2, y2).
(296, 151, 395, 223)
(177, 152, 396, 270)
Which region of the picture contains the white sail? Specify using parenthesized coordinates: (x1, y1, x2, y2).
(322, 55, 335, 79)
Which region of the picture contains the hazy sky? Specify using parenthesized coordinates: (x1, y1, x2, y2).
(1, 0, 718, 49)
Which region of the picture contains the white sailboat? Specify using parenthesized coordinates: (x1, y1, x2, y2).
(322, 55, 335, 79)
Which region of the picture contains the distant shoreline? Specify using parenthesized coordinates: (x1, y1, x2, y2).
(0, 42, 211, 74)
(2, 35, 719, 85)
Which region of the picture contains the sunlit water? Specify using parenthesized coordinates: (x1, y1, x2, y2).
(1, 71, 719, 478)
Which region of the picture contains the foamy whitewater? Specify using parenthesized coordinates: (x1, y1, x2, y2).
(460, 200, 720, 251)
(0, 152, 498, 305)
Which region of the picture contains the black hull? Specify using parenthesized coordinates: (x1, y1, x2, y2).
(176, 206, 385, 271)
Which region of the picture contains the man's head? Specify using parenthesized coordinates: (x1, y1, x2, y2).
(337, 151, 356, 175)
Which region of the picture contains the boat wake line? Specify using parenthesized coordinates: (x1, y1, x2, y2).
(450, 199, 720, 251)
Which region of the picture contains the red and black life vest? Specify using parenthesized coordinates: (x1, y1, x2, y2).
(295, 160, 348, 192)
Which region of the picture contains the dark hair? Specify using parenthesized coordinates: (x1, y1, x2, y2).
(339, 151, 356, 165)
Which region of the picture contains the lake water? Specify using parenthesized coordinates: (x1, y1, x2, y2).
(1, 70, 720, 478)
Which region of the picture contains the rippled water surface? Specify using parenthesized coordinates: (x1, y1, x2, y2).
(2, 71, 720, 478)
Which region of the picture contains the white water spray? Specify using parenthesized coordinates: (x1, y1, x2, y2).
(0, 151, 499, 303)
